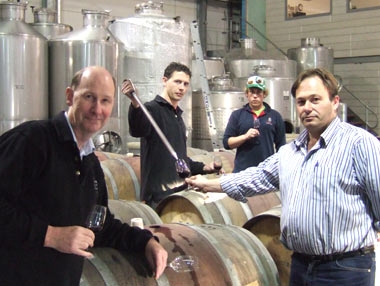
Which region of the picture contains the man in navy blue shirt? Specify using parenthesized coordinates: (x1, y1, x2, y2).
(223, 75, 286, 172)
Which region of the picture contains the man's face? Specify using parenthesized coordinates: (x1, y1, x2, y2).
(66, 69, 115, 137)
(246, 87, 265, 110)
(163, 71, 190, 102)
(295, 76, 339, 134)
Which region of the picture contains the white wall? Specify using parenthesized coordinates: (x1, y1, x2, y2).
(266, 0, 380, 134)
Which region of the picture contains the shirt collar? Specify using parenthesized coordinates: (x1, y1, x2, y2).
(64, 112, 95, 159)
(155, 95, 183, 115)
(294, 116, 341, 149)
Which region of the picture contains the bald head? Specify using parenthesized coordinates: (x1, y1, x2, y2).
(70, 66, 116, 92)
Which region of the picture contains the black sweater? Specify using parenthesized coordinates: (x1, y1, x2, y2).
(0, 112, 154, 286)
(129, 95, 204, 203)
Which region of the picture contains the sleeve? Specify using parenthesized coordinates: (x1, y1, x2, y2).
(223, 111, 239, 150)
(92, 158, 154, 253)
(274, 112, 286, 151)
(188, 157, 205, 175)
(352, 133, 380, 220)
(0, 128, 48, 248)
(220, 152, 280, 202)
(128, 103, 153, 138)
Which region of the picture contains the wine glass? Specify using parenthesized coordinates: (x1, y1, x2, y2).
(175, 159, 191, 179)
(253, 118, 260, 130)
(213, 155, 223, 175)
(167, 255, 199, 273)
(86, 205, 107, 232)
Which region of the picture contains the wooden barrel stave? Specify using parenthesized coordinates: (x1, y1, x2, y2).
(243, 205, 292, 286)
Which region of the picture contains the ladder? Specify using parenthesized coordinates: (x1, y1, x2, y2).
(190, 20, 221, 150)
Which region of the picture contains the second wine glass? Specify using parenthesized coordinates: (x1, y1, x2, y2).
(167, 255, 199, 273)
(253, 118, 260, 130)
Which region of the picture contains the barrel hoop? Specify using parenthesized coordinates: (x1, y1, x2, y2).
(87, 254, 120, 286)
(182, 191, 215, 223)
(239, 201, 254, 221)
(213, 199, 232, 224)
(101, 163, 119, 200)
(188, 224, 241, 286)
(138, 202, 162, 223)
(230, 226, 272, 285)
(116, 158, 140, 200)
(128, 201, 147, 219)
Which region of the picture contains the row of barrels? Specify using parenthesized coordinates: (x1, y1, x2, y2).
(89, 149, 291, 286)
(82, 199, 291, 286)
(95, 147, 236, 201)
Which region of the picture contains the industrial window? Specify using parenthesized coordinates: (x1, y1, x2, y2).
(347, 0, 380, 12)
(286, 0, 331, 19)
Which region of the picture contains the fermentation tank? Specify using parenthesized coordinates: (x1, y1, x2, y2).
(29, 7, 72, 40)
(191, 57, 225, 91)
(0, 1, 48, 135)
(287, 37, 334, 74)
(192, 74, 247, 151)
(225, 38, 297, 132)
(109, 1, 192, 147)
(49, 9, 125, 151)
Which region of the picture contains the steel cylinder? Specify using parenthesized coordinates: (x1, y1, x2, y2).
(287, 37, 334, 75)
(192, 75, 246, 150)
(48, 9, 125, 150)
(109, 1, 192, 148)
(0, 1, 48, 135)
(29, 7, 72, 40)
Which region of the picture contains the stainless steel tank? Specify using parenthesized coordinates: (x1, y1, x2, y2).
(0, 1, 48, 135)
(287, 37, 334, 75)
(109, 1, 192, 149)
(225, 38, 297, 132)
(29, 7, 72, 40)
(49, 9, 125, 151)
(191, 57, 225, 91)
(192, 75, 247, 151)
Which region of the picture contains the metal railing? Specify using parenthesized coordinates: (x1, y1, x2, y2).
(341, 85, 378, 130)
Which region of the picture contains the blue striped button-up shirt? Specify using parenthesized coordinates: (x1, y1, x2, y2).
(220, 117, 380, 255)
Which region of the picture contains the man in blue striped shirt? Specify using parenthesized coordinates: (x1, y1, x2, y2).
(186, 68, 380, 286)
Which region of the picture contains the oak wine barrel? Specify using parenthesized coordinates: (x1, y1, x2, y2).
(156, 190, 281, 226)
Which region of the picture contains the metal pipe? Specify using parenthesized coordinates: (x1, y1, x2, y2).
(129, 81, 179, 161)
(57, 0, 60, 24)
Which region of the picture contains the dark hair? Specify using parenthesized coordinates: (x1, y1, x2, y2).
(163, 62, 191, 79)
(70, 67, 116, 90)
(291, 68, 338, 100)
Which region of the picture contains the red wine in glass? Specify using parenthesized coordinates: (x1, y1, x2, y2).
(175, 159, 191, 179)
(213, 156, 223, 175)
